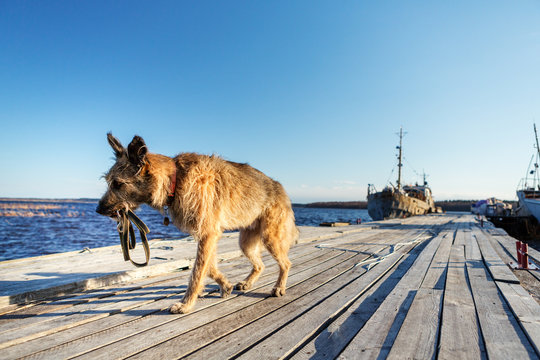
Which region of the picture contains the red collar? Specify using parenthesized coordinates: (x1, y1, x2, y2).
(167, 168, 176, 206)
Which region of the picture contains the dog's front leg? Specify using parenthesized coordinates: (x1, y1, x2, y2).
(169, 233, 219, 314)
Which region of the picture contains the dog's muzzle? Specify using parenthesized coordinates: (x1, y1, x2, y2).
(95, 203, 115, 217)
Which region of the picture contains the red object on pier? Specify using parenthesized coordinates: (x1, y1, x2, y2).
(521, 242, 529, 269)
(511, 240, 538, 270)
(516, 241, 523, 265)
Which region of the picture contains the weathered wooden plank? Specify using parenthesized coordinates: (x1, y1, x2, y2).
(386, 288, 443, 360)
(186, 250, 415, 359)
(2, 247, 348, 359)
(438, 243, 484, 359)
(80, 258, 370, 359)
(0, 278, 189, 351)
(123, 231, 428, 360)
(236, 233, 439, 360)
(0, 272, 191, 337)
(467, 260, 537, 358)
(0, 272, 182, 326)
(495, 281, 540, 355)
(1, 228, 404, 358)
(0, 238, 204, 307)
(454, 224, 465, 246)
(383, 230, 456, 360)
(420, 229, 452, 290)
(0, 232, 340, 336)
(473, 227, 519, 284)
(466, 233, 537, 358)
(2, 247, 303, 352)
(288, 235, 434, 360)
(34, 233, 394, 360)
(465, 227, 482, 261)
(289, 224, 449, 360)
(335, 228, 447, 359)
(235, 256, 412, 360)
(0, 225, 377, 309)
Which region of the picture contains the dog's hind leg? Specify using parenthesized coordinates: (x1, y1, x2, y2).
(263, 239, 291, 297)
(235, 222, 265, 291)
(207, 252, 233, 298)
(261, 207, 293, 297)
(169, 232, 220, 314)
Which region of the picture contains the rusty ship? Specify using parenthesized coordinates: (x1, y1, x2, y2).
(367, 128, 439, 221)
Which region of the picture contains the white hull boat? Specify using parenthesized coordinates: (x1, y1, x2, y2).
(516, 124, 540, 222)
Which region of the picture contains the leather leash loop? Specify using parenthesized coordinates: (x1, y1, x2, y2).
(116, 209, 151, 267)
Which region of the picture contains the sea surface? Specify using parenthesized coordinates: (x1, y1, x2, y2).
(0, 199, 371, 261)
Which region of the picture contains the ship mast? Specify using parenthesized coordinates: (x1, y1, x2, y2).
(534, 124, 540, 189)
(535, 124, 540, 159)
(397, 127, 403, 190)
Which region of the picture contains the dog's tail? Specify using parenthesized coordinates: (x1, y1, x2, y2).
(286, 207, 300, 245)
(292, 225, 300, 245)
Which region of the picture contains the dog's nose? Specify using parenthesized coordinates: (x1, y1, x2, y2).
(96, 203, 107, 215)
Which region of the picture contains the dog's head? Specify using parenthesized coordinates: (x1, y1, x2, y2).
(96, 133, 152, 217)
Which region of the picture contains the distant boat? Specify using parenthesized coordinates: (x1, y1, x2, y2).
(367, 128, 440, 221)
(472, 198, 511, 216)
(516, 124, 540, 222)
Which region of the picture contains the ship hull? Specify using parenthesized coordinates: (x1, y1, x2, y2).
(367, 190, 433, 221)
(517, 190, 540, 222)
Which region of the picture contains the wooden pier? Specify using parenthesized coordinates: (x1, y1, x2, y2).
(1, 214, 540, 359)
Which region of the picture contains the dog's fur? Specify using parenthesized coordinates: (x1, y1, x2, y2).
(97, 133, 298, 314)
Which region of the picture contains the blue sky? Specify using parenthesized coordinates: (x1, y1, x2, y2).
(1, 1, 539, 202)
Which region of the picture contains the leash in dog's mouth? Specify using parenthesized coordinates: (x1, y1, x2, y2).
(116, 209, 151, 267)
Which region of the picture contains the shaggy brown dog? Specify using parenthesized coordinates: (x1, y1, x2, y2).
(96, 133, 298, 314)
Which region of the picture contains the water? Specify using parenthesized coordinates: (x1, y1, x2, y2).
(0, 199, 371, 261)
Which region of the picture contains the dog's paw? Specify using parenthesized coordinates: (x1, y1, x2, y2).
(169, 302, 192, 314)
(271, 287, 286, 297)
(235, 281, 251, 291)
(221, 284, 233, 298)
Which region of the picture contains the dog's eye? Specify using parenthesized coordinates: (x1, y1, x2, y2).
(111, 180, 123, 190)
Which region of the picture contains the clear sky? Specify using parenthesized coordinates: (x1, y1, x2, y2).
(1, 1, 539, 203)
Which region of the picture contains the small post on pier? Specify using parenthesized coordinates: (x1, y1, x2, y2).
(510, 240, 539, 270)
(522, 242, 529, 269)
(516, 240, 523, 266)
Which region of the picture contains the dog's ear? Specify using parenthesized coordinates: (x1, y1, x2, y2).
(107, 132, 126, 158)
(127, 135, 148, 168)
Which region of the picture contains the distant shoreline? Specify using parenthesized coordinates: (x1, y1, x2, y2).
(294, 200, 515, 212)
(0, 198, 98, 203)
(2, 198, 513, 213)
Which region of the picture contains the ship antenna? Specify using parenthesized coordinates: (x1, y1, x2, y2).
(423, 170, 429, 186)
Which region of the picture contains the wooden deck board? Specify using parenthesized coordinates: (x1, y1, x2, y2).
(41, 251, 355, 360)
(473, 227, 520, 284)
(438, 228, 485, 359)
(233, 233, 437, 360)
(21, 229, 410, 359)
(1, 239, 350, 359)
(289, 230, 437, 360)
(86, 230, 424, 360)
(336, 223, 447, 359)
(466, 239, 537, 359)
(1, 214, 540, 359)
(387, 288, 443, 360)
(0, 225, 377, 308)
(384, 229, 454, 359)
